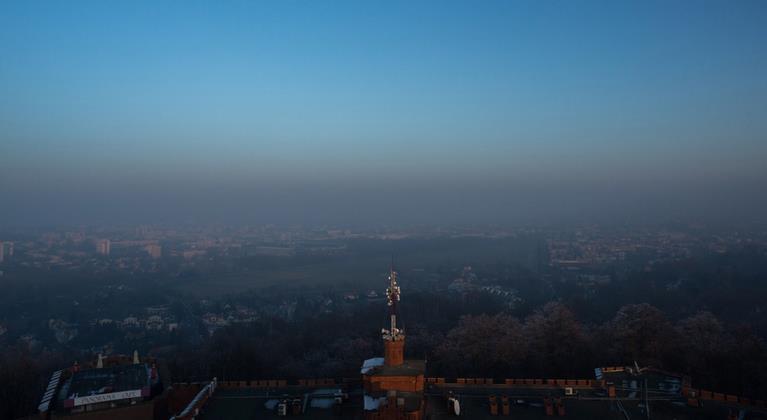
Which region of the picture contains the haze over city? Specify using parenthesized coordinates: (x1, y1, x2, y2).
(3, 2, 767, 420)
(2, 1, 766, 226)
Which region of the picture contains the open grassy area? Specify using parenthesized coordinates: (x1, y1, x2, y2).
(171, 237, 543, 297)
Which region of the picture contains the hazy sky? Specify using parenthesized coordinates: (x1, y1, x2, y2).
(1, 1, 766, 226)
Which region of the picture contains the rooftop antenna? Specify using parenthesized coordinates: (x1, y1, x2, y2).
(382, 258, 403, 341)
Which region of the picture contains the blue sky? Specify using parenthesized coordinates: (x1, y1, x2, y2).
(1, 1, 766, 225)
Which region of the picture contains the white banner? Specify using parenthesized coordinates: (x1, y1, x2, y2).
(73, 389, 143, 406)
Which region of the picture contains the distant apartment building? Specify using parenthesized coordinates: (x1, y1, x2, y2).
(145, 244, 162, 259)
(0, 241, 10, 263)
(96, 239, 111, 256)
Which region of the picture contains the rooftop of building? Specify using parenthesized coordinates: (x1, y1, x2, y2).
(174, 379, 767, 420)
(424, 395, 767, 419)
(38, 354, 168, 418)
(197, 387, 359, 420)
(61, 363, 150, 400)
(363, 359, 426, 377)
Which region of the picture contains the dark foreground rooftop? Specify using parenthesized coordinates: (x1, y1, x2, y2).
(198, 387, 360, 420)
(187, 380, 767, 420)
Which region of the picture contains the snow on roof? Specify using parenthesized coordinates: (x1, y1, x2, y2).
(364, 394, 386, 411)
(360, 357, 385, 374)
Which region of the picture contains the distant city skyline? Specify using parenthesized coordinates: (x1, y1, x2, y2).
(1, 1, 766, 226)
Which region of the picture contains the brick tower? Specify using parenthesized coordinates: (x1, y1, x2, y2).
(361, 264, 425, 420)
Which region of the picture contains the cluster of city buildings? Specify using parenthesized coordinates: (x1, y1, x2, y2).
(446, 266, 523, 308)
(1, 225, 764, 276)
(545, 226, 761, 268)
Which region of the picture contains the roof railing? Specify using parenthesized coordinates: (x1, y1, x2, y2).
(169, 377, 217, 420)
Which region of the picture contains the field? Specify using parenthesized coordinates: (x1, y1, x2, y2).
(171, 237, 544, 297)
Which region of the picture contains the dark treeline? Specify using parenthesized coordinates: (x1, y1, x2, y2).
(3, 300, 767, 419)
(164, 300, 767, 401)
(0, 347, 75, 420)
(433, 303, 767, 398)
(4, 299, 766, 419)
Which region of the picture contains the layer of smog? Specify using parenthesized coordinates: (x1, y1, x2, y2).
(1, 2, 766, 419)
